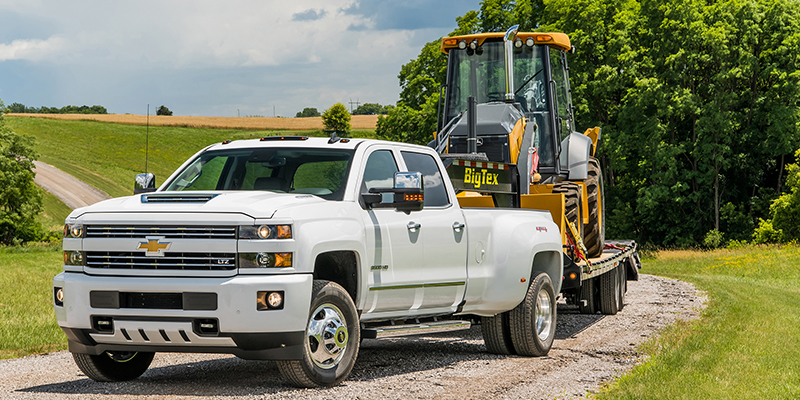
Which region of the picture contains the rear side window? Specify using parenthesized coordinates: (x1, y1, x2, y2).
(400, 151, 449, 207)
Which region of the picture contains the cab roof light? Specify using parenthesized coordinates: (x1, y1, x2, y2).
(222, 140, 232, 144)
(535, 34, 553, 43)
(260, 136, 309, 141)
(458, 39, 467, 50)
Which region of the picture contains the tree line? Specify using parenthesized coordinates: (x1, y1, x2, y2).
(4, 103, 108, 114)
(376, 0, 800, 248)
(295, 103, 394, 118)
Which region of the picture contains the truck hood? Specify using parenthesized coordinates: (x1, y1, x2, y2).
(70, 191, 326, 220)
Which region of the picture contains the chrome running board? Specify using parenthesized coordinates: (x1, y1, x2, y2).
(361, 320, 471, 339)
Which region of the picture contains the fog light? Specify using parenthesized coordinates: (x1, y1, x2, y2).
(268, 292, 283, 308)
(54, 287, 64, 307)
(257, 291, 285, 310)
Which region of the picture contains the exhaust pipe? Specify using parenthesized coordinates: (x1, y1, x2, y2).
(503, 25, 519, 102)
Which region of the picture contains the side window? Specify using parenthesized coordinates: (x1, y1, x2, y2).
(550, 48, 574, 140)
(400, 151, 449, 207)
(362, 150, 398, 191)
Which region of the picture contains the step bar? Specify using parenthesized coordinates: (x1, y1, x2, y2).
(361, 320, 471, 339)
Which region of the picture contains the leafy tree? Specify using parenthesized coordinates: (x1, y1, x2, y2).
(156, 105, 173, 116)
(295, 107, 321, 118)
(376, 95, 438, 145)
(321, 103, 351, 133)
(352, 103, 388, 115)
(0, 101, 45, 244)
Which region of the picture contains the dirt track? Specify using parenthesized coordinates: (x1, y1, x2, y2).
(0, 274, 705, 400)
(33, 161, 111, 209)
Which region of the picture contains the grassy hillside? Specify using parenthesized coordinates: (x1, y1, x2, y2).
(598, 245, 800, 399)
(8, 117, 374, 198)
(0, 245, 65, 359)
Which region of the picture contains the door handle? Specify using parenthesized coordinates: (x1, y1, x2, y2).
(452, 222, 465, 231)
(407, 222, 421, 231)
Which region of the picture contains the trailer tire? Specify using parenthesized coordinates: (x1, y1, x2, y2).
(553, 182, 582, 239)
(618, 261, 627, 311)
(509, 272, 556, 356)
(481, 312, 516, 355)
(277, 280, 360, 388)
(599, 267, 620, 315)
(579, 277, 597, 314)
(584, 157, 605, 258)
(73, 351, 154, 382)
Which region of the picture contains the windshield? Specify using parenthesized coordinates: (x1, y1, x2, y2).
(163, 147, 354, 201)
(445, 42, 555, 168)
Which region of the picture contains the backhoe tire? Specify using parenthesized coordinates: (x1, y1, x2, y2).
(579, 277, 597, 314)
(277, 280, 360, 388)
(584, 157, 606, 258)
(481, 312, 516, 355)
(509, 272, 556, 356)
(73, 351, 154, 382)
(553, 182, 582, 239)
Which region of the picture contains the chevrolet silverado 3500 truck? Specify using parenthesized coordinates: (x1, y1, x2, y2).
(54, 136, 566, 387)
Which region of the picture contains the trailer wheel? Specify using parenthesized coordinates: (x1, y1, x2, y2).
(584, 157, 605, 258)
(509, 272, 556, 356)
(579, 277, 597, 314)
(553, 182, 582, 239)
(599, 267, 621, 315)
(73, 351, 154, 382)
(277, 280, 360, 388)
(481, 312, 516, 355)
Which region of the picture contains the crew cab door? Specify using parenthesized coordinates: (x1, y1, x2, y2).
(360, 148, 424, 313)
(399, 150, 468, 310)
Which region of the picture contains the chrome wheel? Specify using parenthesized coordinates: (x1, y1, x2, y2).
(535, 290, 553, 341)
(306, 303, 349, 369)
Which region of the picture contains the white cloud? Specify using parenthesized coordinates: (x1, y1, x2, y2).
(0, 36, 68, 61)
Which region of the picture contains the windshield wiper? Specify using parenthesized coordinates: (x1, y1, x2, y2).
(515, 68, 543, 95)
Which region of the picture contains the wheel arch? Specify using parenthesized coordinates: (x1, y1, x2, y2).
(312, 250, 360, 306)
(530, 250, 563, 294)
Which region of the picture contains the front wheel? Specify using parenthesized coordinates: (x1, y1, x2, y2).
(509, 272, 556, 356)
(277, 280, 360, 388)
(73, 351, 154, 382)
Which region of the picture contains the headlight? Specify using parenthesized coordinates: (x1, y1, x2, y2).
(63, 251, 84, 266)
(239, 252, 292, 268)
(238, 225, 292, 239)
(63, 224, 84, 238)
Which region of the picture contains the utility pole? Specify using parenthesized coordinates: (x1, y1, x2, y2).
(349, 98, 360, 113)
(273, 105, 276, 118)
(145, 104, 149, 173)
(237, 109, 240, 117)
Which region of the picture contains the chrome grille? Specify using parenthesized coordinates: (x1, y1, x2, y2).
(86, 252, 236, 270)
(85, 226, 236, 239)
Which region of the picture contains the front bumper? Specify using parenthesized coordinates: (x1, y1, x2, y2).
(53, 272, 312, 360)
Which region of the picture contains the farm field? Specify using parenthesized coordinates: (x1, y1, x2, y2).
(6, 113, 379, 131)
(8, 116, 376, 199)
(597, 245, 800, 399)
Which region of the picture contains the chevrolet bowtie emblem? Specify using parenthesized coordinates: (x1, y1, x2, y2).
(138, 237, 171, 257)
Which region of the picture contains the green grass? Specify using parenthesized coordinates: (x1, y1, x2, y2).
(0, 244, 65, 359)
(597, 245, 800, 399)
(38, 191, 72, 231)
(7, 117, 375, 198)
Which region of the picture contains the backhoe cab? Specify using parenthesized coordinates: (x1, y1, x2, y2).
(434, 26, 605, 259)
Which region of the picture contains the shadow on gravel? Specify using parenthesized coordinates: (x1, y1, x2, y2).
(17, 313, 609, 396)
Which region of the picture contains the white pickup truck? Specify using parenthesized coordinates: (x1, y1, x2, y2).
(54, 136, 563, 387)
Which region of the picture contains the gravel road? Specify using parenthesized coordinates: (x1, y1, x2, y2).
(33, 161, 111, 209)
(1, 274, 704, 400)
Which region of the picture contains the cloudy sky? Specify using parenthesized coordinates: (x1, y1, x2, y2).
(0, 0, 479, 117)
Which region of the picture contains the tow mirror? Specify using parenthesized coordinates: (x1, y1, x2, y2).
(134, 173, 156, 194)
(362, 171, 424, 212)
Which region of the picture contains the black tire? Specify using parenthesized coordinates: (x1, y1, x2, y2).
(584, 157, 606, 257)
(481, 312, 516, 355)
(579, 277, 597, 314)
(509, 272, 556, 356)
(599, 267, 620, 315)
(553, 182, 582, 239)
(73, 351, 154, 382)
(277, 280, 360, 388)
